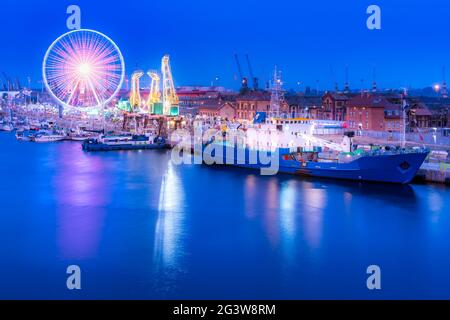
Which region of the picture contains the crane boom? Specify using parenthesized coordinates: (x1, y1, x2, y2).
(245, 54, 258, 91)
(234, 53, 243, 80)
(234, 54, 248, 90)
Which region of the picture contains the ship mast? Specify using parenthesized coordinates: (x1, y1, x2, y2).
(269, 66, 283, 116)
(401, 89, 408, 148)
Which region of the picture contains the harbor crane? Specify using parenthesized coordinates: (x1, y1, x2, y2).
(245, 54, 258, 91)
(146, 70, 161, 113)
(129, 70, 144, 110)
(161, 55, 179, 116)
(234, 54, 248, 92)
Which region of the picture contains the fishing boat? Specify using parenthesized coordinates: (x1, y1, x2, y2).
(199, 113, 429, 184)
(82, 134, 167, 151)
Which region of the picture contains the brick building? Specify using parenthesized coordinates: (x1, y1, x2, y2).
(235, 91, 273, 121)
(408, 102, 432, 129)
(322, 92, 349, 121)
(285, 95, 322, 118)
(346, 93, 397, 131)
(177, 86, 236, 115)
(198, 100, 236, 119)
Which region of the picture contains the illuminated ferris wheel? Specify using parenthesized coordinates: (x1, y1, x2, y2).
(42, 29, 125, 110)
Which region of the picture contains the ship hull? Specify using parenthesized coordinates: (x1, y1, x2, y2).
(82, 142, 167, 152)
(202, 144, 429, 184)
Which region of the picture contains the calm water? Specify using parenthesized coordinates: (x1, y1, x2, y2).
(0, 132, 449, 299)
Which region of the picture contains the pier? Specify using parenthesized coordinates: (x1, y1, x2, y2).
(415, 162, 450, 184)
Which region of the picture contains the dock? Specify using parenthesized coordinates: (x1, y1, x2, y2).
(415, 163, 450, 184)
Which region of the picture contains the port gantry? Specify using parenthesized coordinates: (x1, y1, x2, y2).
(129, 70, 144, 110)
(146, 70, 161, 114)
(161, 55, 179, 116)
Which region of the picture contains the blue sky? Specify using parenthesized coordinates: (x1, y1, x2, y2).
(1, 0, 450, 90)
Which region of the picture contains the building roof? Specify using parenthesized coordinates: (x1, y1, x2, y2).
(285, 95, 322, 107)
(198, 100, 235, 111)
(411, 103, 432, 116)
(347, 93, 397, 109)
(323, 92, 350, 101)
(415, 108, 433, 116)
(237, 91, 271, 101)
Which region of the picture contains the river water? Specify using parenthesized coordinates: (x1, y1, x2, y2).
(0, 132, 449, 299)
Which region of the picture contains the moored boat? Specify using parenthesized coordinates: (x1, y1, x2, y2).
(32, 131, 66, 143)
(15, 130, 37, 141)
(82, 134, 167, 151)
(198, 113, 429, 184)
(0, 123, 14, 132)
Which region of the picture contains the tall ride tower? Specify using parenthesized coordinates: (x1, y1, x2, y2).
(129, 70, 144, 110)
(161, 55, 179, 116)
(146, 70, 161, 114)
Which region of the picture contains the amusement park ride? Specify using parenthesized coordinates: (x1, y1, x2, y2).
(126, 55, 179, 117)
(147, 71, 162, 114)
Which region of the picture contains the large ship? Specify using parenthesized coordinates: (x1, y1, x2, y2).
(199, 113, 429, 184)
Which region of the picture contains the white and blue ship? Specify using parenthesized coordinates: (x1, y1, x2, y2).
(200, 112, 429, 184)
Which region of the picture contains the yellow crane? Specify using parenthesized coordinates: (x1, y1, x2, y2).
(129, 70, 144, 110)
(161, 55, 179, 116)
(146, 70, 161, 114)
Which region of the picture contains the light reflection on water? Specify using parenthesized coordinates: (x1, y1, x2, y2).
(154, 162, 186, 273)
(1, 133, 450, 299)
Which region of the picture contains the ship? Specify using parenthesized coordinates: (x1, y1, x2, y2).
(198, 113, 429, 184)
(82, 134, 167, 151)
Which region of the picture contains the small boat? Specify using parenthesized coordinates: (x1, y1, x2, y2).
(0, 123, 14, 132)
(15, 130, 36, 141)
(32, 131, 66, 143)
(82, 134, 167, 151)
(70, 134, 96, 141)
(67, 129, 98, 141)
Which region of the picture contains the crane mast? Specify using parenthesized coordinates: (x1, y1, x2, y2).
(129, 70, 144, 110)
(161, 55, 179, 116)
(234, 54, 248, 91)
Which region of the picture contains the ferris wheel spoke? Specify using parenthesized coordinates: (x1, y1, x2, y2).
(87, 78, 102, 106)
(66, 80, 80, 105)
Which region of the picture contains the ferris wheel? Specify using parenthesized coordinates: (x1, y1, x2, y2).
(42, 29, 125, 110)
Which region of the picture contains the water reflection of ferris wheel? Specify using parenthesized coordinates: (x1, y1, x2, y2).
(42, 29, 125, 110)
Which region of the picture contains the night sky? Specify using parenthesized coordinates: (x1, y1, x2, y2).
(1, 0, 450, 90)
